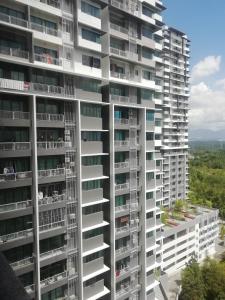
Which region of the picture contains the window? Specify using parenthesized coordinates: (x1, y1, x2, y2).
(0, 215, 32, 236)
(82, 156, 102, 166)
(81, 1, 100, 18)
(40, 260, 66, 281)
(42, 286, 67, 300)
(31, 16, 57, 30)
(155, 119, 161, 126)
(110, 84, 127, 96)
(146, 111, 154, 121)
(146, 152, 153, 160)
(142, 25, 153, 39)
(0, 127, 29, 142)
(155, 134, 161, 140)
(156, 160, 161, 167)
(3, 243, 32, 264)
(115, 152, 126, 163)
(83, 228, 103, 239)
(82, 179, 102, 190)
(115, 130, 126, 141)
(146, 191, 154, 200)
(34, 46, 57, 58)
(146, 172, 154, 180)
(143, 70, 153, 81)
(82, 28, 101, 44)
(0, 187, 30, 206)
(82, 55, 101, 68)
(81, 131, 102, 141)
(11, 71, 24, 81)
(142, 47, 153, 59)
(115, 174, 127, 184)
(146, 132, 154, 140)
(81, 103, 101, 117)
(115, 195, 126, 207)
(80, 79, 100, 93)
(142, 5, 153, 17)
(0, 5, 25, 19)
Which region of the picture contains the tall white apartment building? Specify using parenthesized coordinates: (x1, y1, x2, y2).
(162, 26, 190, 208)
(0, 0, 167, 300)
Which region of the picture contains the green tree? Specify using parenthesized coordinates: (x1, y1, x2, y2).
(179, 258, 205, 300)
(220, 224, 225, 246)
(174, 199, 184, 213)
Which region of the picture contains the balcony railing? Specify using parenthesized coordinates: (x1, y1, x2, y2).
(11, 257, 33, 269)
(38, 168, 65, 178)
(0, 12, 28, 28)
(110, 47, 127, 57)
(0, 110, 30, 120)
(38, 193, 65, 206)
(115, 203, 130, 212)
(115, 182, 129, 191)
(39, 220, 65, 232)
(114, 140, 130, 147)
(0, 200, 32, 213)
(36, 112, 64, 122)
(33, 0, 61, 9)
(40, 246, 66, 260)
(115, 244, 130, 255)
(110, 23, 128, 34)
(25, 284, 35, 294)
(110, 71, 129, 80)
(116, 266, 130, 278)
(0, 228, 33, 243)
(114, 118, 129, 125)
(0, 171, 32, 182)
(0, 45, 29, 59)
(37, 141, 65, 150)
(40, 271, 67, 288)
(116, 282, 130, 296)
(34, 53, 62, 66)
(30, 22, 61, 37)
(0, 142, 31, 151)
(116, 224, 130, 234)
(114, 161, 129, 169)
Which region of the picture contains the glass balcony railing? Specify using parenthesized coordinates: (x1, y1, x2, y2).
(34, 53, 62, 66)
(30, 22, 61, 37)
(37, 141, 65, 150)
(0, 142, 31, 151)
(0, 110, 30, 120)
(114, 118, 129, 125)
(110, 23, 128, 34)
(115, 224, 130, 234)
(110, 71, 129, 80)
(0, 228, 33, 243)
(0, 200, 32, 213)
(115, 182, 129, 191)
(0, 12, 28, 28)
(114, 140, 130, 147)
(10, 257, 33, 269)
(115, 244, 130, 255)
(0, 171, 32, 182)
(38, 168, 65, 178)
(114, 161, 129, 169)
(39, 220, 65, 232)
(0, 45, 29, 59)
(40, 246, 66, 260)
(40, 271, 67, 288)
(38, 193, 65, 206)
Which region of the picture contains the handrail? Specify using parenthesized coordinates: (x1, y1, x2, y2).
(0, 142, 30, 151)
(0, 45, 29, 59)
(0, 171, 32, 182)
(0, 200, 32, 213)
(0, 228, 33, 243)
(38, 168, 65, 178)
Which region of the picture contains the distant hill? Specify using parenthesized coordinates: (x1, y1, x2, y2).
(189, 129, 225, 141)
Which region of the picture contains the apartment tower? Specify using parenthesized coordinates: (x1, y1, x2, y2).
(0, 0, 166, 300)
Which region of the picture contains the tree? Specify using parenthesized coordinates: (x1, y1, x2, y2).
(174, 199, 184, 213)
(219, 224, 225, 246)
(179, 258, 205, 300)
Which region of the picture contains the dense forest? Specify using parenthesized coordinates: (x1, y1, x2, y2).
(189, 149, 225, 219)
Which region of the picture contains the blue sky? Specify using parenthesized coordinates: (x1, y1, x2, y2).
(163, 0, 225, 130)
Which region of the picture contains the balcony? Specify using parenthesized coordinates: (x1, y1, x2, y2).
(39, 220, 65, 232)
(30, 22, 61, 38)
(38, 193, 65, 206)
(84, 279, 109, 300)
(116, 224, 130, 234)
(116, 281, 130, 297)
(114, 161, 129, 170)
(36, 113, 64, 122)
(110, 23, 128, 40)
(37, 141, 65, 155)
(31, 0, 61, 9)
(116, 265, 130, 279)
(115, 203, 130, 213)
(0, 110, 30, 121)
(83, 234, 104, 254)
(0, 142, 30, 152)
(83, 257, 105, 277)
(38, 168, 65, 181)
(110, 94, 137, 105)
(10, 256, 33, 270)
(115, 244, 130, 256)
(82, 211, 104, 229)
(0, 45, 29, 60)
(34, 53, 62, 66)
(0, 171, 32, 189)
(40, 271, 67, 289)
(0, 228, 33, 244)
(40, 246, 66, 261)
(0, 12, 28, 28)
(0, 200, 32, 214)
(115, 182, 129, 191)
(114, 140, 130, 148)
(110, 71, 129, 81)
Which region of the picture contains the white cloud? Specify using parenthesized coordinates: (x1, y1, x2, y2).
(191, 56, 221, 83)
(190, 80, 225, 130)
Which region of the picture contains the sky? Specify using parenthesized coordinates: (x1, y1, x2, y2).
(163, 0, 225, 131)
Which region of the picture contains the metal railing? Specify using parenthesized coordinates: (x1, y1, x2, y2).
(30, 22, 60, 37)
(114, 161, 129, 169)
(115, 203, 130, 212)
(37, 141, 65, 149)
(38, 194, 65, 206)
(11, 257, 33, 269)
(0, 171, 32, 182)
(110, 71, 129, 80)
(0, 12, 28, 27)
(116, 282, 130, 295)
(0, 110, 30, 120)
(110, 94, 130, 103)
(114, 118, 129, 125)
(115, 244, 130, 255)
(36, 112, 64, 121)
(40, 246, 66, 260)
(0, 45, 29, 59)
(0, 142, 30, 151)
(110, 47, 127, 57)
(39, 220, 65, 232)
(0, 228, 33, 243)
(40, 271, 67, 287)
(38, 168, 65, 178)
(34, 53, 62, 66)
(116, 224, 130, 234)
(0, 200, 32, 213)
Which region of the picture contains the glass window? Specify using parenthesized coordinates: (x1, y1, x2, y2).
(0, 215, 32, 236)
(115, 152, 126, 163)
(142, 47, 153, 59)
(146, 152, 153, 160)
(31, 16, 57, 30)
(80, 79, 100, 93)
(82, 156, 102, 166)
(110, 84, 127, 96)
(115, 130, 126, 141)
(146, 111, 154, 121)
(142, 25, 153, 39)
(82, 28, 101, 44)
(81, 131, 102, 141)
(81, 1, 100, 18)
(3, 244, 32, 263)
(142, 5, 154, 17)
(155, 119, 161, 126)
(146, 132, 154, 140)
(0, 187, 30, 205)
(143, 70, 153, 81)
(115, 195, 126, 206)
(0, 5, 25, 19)
(40, 260, 66, 281)
(42, 286, 67, 300)
(81, 103, 101, 117)
(82, 179, 102, 190)
(146, 191, 153, 199)
(141, 89, 153, 100)
(146, 172, 154, 180)
(82, 55, 101, 68)
(40, 235, 65, 254)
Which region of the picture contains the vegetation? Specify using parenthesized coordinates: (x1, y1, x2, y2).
(189, 149, 225, 219)
(179, 258, 225, 300)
